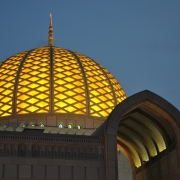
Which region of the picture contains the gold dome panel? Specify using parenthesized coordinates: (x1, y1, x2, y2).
(17, 47, 50, 114)
(0, 46, 126, 118)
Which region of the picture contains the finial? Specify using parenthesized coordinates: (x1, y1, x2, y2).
(48, 13, 54, 46)
(50, 13, 52, 26)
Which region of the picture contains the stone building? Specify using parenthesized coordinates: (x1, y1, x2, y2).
(0, 14, 180, 180)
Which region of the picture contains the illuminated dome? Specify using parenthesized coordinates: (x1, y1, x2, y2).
(0, 46, 126, 118)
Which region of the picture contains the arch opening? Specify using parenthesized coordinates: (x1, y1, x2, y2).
(104, 90, 179, 180)
(116, 103, 176, 169)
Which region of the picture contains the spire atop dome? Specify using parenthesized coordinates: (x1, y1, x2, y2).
(50, 12, 52, 26)
(48, 13, 54, 46)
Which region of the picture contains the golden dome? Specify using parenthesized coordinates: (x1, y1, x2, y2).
(0, 46, 126, 118)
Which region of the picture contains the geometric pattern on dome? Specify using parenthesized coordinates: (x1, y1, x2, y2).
(103, 67, 126, 103)
(16, 47, 50, 114)
(75, 53, 116, 117)
(0, 46, 127, 118)
(0, 52, 27, 117)
(53, 47, 86, 114)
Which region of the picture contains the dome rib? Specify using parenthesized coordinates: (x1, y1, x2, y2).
(50, 46, 54, 114)
(12, 49, 35, 116)
(68, 50, 90, 116)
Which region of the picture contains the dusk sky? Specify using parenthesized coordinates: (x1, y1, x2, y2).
(0, 1, 180, 109)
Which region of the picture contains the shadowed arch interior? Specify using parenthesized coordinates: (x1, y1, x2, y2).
(104, 90, 178, 174)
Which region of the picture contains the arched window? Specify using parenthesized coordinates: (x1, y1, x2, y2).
(20, 123, 25, 128)
(30, 122, 35, 127)
(68, 123, 73, 129)
(39, 122, 45, 127)
(77, 124, 82, 129)
(58, 123, 63, 128)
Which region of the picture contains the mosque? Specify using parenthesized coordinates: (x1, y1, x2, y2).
(0, 14, 180, 180)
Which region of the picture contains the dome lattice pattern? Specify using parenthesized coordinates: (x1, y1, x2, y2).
(16, 47, 50, 114)
(0, 51, 27, 117)
(0, 46, 126, 118)
(53, 48, 86, 114)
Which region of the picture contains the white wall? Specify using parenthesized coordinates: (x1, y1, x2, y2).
(117, 150, 132, 180)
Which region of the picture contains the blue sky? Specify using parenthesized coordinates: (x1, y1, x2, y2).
(0, 1, 180, 109)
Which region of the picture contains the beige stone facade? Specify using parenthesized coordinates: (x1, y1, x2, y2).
(0, 131, 105, 180)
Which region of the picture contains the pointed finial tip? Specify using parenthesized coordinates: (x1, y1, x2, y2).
(50, 13, 52, 26)
(48, 13, 53, 46)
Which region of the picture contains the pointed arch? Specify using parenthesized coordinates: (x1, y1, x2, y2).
(103, 90, 180, 180)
